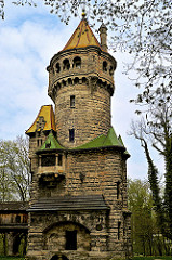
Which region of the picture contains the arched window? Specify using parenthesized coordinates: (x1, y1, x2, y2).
(55, 63, 61, 74)
(97, 79, 102, 88)
(63, 59, 70, 70)
(103, 61, 107, 72)
(74, 77, 79, 84)
(68, 78, 72, 85)
(74, 56, 81, 68)
(109, 66, 114, 76)
(103, 81, 107, 88)
(63, 80, 66, 87)
(57, 82, 61, 89)
(82, 77, 86, 83)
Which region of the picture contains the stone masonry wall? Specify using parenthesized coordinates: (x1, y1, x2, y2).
(55, 85, 110, 147)
(27, 210, 108, 260)
(27, 148, 131, 260)
(48, 47, 116, 148)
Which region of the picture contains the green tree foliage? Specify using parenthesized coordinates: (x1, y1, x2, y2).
(128, 179, 155, 256)
(0, 136, 30, 201)
(128, 179, 172, 256)
(130, 84, 172, 239)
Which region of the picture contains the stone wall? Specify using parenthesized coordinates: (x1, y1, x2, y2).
(48, 46, 116, 148)
(27, 210, 108, 260)
(55, 85, 110, 147)
(27, 149, 131, 260)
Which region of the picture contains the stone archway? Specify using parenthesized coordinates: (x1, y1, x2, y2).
(43, 221, 91, 252)
(50, 255, 69, 260)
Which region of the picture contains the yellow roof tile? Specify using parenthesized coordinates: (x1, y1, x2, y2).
(63, 18, 102, 51)
(26, 105, 56, 134)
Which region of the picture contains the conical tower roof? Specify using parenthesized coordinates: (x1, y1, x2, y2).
(63, 16, 102, 51)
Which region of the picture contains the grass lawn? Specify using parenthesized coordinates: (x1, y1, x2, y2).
(0, 257, 25, 260)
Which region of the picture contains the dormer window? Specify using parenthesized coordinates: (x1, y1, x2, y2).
(69, 129, 75, 142)
(70, 95, 75, 108)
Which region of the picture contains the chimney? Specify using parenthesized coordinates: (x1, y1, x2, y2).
(100, 23, 107, 52)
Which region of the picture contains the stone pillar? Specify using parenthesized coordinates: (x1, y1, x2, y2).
(8, 232, 14, 256)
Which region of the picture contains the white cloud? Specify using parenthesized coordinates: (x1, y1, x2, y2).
(0, 4, 164, 180)
(0, 11, 79, 140)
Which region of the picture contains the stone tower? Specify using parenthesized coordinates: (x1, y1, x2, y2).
(26, 15, 132, 260)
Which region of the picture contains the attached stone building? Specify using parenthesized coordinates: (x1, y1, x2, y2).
(0, 201, 28, 256)
(26, 15, 132, 260)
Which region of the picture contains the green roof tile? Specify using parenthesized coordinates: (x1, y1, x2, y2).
(73, 127, 123, 150)
(104, 127, 123, 147)
(38, 128, 130, 157)
(40, 132, 64, 150)
(118, 134, 130, 157)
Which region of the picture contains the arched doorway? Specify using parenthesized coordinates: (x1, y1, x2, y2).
(50, 255, 69, 260)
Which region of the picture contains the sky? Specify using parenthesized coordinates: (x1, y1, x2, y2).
(0, 1, 164, 180)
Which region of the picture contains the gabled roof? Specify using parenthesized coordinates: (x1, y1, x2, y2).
(26, 105, 56, 134)
(63, 17, 102, 51)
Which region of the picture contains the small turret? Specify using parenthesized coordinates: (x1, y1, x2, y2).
(100, 23, 107, 52)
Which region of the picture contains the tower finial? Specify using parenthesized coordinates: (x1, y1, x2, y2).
(82, 9, 85, 19)
(81, 8, 88, 21)
(100, 23, 108, 51)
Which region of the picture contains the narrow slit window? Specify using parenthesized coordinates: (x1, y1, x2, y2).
(69, 129, 75, 142)
(66, 230, 77, 250)
(117, 181, 120, 199)
(118, 222, 121, 240)
(70, 95, 75, 108)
